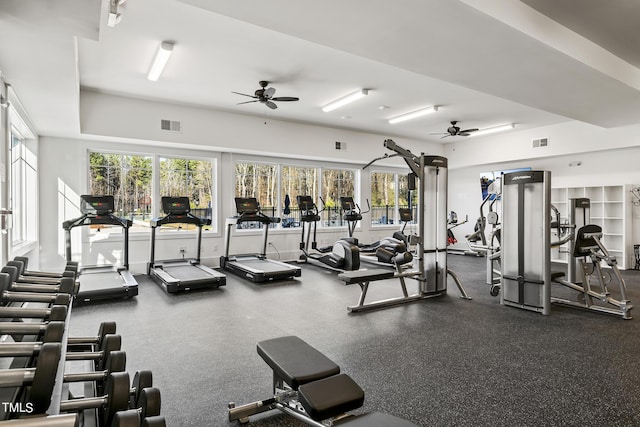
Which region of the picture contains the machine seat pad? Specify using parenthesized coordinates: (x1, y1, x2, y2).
(551, 271, 565, 280)
(341, 412, 419, 426)
(298, 373, 364, 421)
(338, 269, 394, 284)
(256, 336, 340, 390)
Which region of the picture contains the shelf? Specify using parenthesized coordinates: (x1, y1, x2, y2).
(552, 184, 631, 269)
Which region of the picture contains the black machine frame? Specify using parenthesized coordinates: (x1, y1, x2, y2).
(147, 196, 226, 293)
(62, 195, 138, 302)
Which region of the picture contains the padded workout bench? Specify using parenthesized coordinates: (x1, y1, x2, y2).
(228, 336, 417, 426)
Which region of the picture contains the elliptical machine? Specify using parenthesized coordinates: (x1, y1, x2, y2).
(297, 196, 360, 271)
(339, 196, 409, 265)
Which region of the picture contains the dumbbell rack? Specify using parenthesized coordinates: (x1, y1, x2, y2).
(0, 259, 166, 427)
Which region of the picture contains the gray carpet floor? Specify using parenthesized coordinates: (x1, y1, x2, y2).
(68, 256, 640, 427)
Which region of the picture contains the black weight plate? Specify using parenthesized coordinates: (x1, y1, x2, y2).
(43, 321, 65, 343)
(103, 372, 131, 427)
(131, 370, 153, 407)
(106, 351, 127, 374)
(30, 342, 61, 413)
(138, 387, 161, 418)
(143, 416, 167, 427)
(112, 409, 140, 427)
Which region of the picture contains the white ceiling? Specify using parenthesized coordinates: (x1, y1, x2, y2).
(1, 0, 640, 143)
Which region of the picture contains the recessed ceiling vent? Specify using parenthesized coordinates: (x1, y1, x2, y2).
(161, 119, 181, 132)
(335, 141, 347, 151)
(532, 137, 548, 148)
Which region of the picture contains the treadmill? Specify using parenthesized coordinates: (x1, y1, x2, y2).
(62, 195, 138, 303)
(148, 196, 226, 293)
(220, 197, 302, 283)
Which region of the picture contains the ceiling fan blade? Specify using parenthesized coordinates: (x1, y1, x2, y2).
(459, 128, 479, 133)
(458, 133, 471, 136)
(428, 132, 447, 135)
(237, 100, 258, 105)
(232, 91, 257, 99)
(266, 101, 278, 110)
(264, 87, 276, 98)
(440, 135, 451, 139)
(272, 97, 299, 102)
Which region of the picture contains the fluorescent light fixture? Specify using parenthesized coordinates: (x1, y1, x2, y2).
(471, 123, 515, 137)
(388, 106, 438, 124)
(322, 89, 368, 112)
(147, 42, 174, 81)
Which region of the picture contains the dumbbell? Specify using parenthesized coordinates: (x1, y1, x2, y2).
(66, 334, 122, 372)
(111, 409, 166, 427)
(0, 321, 65, 344)
(0, 304, 67, 322)
(2, 266, 75, 296)
(64, 350, 126, 396)
(6, 260, 76, 285)
(59, 372, 131, 427)
(0, 414, 79, 426)
(67, 321, 116, 352)
(13, 256, 78, 279)
(1, 273, 72, 307)
(0, 342, 61, 415)
(111, 377, 163, 427)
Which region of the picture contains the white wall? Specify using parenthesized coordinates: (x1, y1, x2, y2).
(442, 119, 640, 261)
(39, 95, 443, 272)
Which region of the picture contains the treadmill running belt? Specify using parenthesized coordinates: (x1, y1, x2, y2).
(78, 271, 126, 291)
(234, 258, 297, 273)
(162, 265, 215, 281)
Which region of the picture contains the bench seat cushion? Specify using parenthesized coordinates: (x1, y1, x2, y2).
(257, 336, 340, 390)
(338, 269, 394, 284)
(341, 411, 419, 426)
(298, 373, 364, 421)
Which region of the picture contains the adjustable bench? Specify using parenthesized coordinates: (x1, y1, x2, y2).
(228, 336, 418, 426)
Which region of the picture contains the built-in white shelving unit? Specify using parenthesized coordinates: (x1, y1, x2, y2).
(551, 185, 632, 269)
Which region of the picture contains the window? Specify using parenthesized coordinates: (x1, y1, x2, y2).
(9, 127, 38, 245)
(88, 152, 216, 233)
(281, 166, 318, 228)
(370, 172, 417, 226)
(89, 153, 153, 231)
(160, 157, 214, 230)
(235, 163, 278, 228)
(370, 172, 397, 225)
(321, 168, 356, 227)
(233, 162, 357, 230)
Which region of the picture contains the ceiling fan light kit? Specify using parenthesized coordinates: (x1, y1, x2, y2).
(322, 89, 368, 112)
(471, 123, 515, 137)
(388, 105, 438, 124)
(147, 42, 174, 81)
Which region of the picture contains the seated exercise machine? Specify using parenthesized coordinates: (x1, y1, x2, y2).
(339, 196, 408, 268)
(498, 172, 632, 318)
(221, 198, 301, 283)
(334, 140, 470, 313)
(297, 196, 360, 272)
(62, 195, 138, 303)
(228, 335, 418, 426)
(147, 197, 226, 293)
(550, 198, 632, 319)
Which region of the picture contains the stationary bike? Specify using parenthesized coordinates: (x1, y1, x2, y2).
(297, 196, 360, 271)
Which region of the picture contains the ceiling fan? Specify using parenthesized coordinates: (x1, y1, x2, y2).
(233, 80, 299, 110)
(430, 121, 479, 138)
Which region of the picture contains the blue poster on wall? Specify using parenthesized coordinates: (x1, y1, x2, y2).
(479, 167, 531, 200)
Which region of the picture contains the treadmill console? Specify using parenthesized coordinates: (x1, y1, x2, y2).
(399, 208, 413, 222)
(296, 195, 315, 211)
(162, 197, 191, 214)
(81, 195, 115, 215)
(235, 198, 259, 215)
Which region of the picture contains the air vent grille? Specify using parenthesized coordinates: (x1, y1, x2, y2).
(161, 119, 181, 132)
(532, 137, 548, 148)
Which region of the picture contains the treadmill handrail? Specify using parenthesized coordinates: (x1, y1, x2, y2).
(62, 213, 132, 230)
(150, 212, 211, 227)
